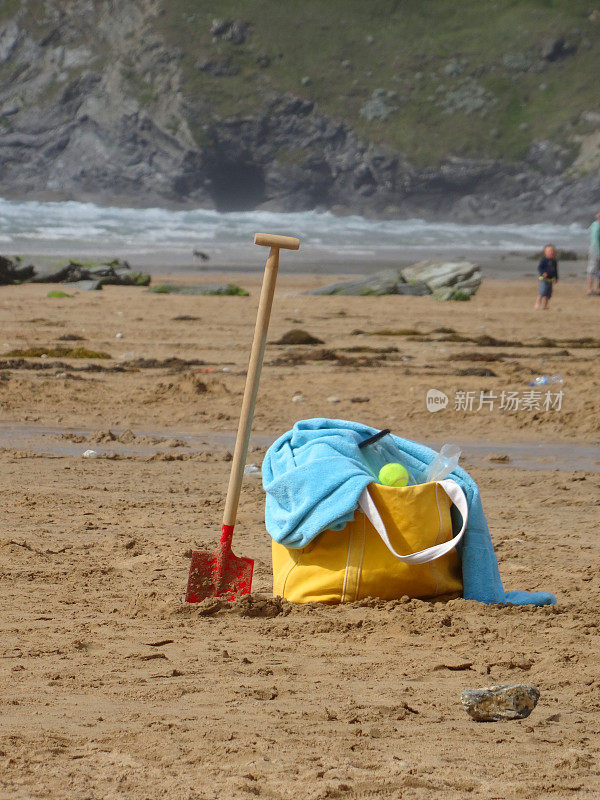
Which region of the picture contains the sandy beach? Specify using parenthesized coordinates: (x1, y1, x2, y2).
(1, 269, 599, 799)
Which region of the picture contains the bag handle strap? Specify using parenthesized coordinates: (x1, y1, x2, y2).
(357, 478, 468, 565)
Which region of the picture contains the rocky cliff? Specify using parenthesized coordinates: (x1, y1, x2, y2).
(0, 0, 598, 222)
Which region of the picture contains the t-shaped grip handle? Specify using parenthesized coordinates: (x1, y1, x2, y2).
(254, 233, 300, 250)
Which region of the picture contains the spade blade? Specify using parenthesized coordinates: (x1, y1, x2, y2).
(185, 548, 254, 603)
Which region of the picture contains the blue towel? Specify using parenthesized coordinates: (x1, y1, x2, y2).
(263, 418, 555, 606)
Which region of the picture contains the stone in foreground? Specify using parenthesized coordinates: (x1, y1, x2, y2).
(461, 684, 540, 722)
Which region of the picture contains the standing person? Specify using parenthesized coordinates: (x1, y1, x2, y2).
(587, 211, 600, 295)
(535, 244, 559, 310)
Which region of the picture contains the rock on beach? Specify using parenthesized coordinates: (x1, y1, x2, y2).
(309, 261, 482, 300)
(461, 684, 540, 722)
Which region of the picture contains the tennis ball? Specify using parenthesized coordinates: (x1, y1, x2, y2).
(378, 462, 409, 487)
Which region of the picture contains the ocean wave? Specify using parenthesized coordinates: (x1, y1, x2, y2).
(0, 197, 588, 255)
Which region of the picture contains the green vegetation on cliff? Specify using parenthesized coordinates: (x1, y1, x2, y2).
(159, 0, 599, 168)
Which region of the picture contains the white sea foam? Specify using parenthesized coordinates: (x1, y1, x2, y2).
(0, 197, 588, 261)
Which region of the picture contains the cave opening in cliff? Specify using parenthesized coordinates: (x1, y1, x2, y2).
(207, 160, 266, 211)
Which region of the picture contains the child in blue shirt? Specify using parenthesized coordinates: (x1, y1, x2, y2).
(535, 244, 559, 310)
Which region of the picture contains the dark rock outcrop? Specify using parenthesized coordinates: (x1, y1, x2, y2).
(0, 255, 35, 284)
(541, 37, 577, 62)
(1, 255, 149, 289)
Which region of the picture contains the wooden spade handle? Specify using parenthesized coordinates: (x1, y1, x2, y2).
(222, 236, 298, 527)
(254, 233, 299, 250)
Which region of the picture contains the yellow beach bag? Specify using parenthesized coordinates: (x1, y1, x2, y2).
(272, 478, 468, 603)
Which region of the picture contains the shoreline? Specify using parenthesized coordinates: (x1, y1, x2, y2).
(2, 247, 591, 281)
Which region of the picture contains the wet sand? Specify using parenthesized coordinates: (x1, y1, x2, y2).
(1, 272, 599, 799)
(123, 250, 588, 281)
(11, 244, 591, 279)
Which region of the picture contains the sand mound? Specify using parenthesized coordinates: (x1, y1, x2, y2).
(149, 373, 230, 403)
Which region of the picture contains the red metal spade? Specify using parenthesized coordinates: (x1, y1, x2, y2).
(185, 233, 300, 603)
(185, 523, 253, 602)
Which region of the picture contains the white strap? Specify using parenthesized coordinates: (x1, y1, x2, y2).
(357, 478, 468, 564)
